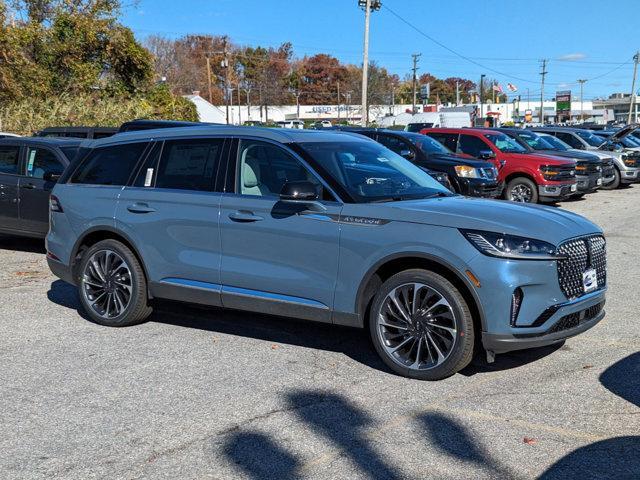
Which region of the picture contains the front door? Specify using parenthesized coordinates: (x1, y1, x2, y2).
(219, 138, 342, 322)
(0, 144, 21, 232)
(19, 146, 66, 235)
(115, 138, 225, 306)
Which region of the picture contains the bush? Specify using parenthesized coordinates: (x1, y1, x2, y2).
(0, 86, 198, 135)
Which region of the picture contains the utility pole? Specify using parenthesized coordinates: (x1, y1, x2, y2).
(539, 59, 548, 124)
(479, 74, 486, 122)
(346, 91, 352, 124)
(455, 80, 460, 105)
(205, 57, 213, 104)
(628, 51, 639, 125)
(244, 86, 251, 120)
(222, 36, 230, 125)
(294, 90, 301, 120)
(359, 0, 381, 126)
(337, 81, 341, 122)
(411, 53, 421, 114)
(577, 79, 587, 123)
(237, 84, 242, 125)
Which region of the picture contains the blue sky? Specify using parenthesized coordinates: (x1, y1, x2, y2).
(122, 0, 637, 100)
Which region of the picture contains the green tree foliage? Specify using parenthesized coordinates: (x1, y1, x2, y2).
(0, 0, 196, 133)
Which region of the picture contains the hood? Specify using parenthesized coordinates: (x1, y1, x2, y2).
(428, 152, 494, 168)
(505, 152, 576, 166)
(537, 149, 601, 164)
(610, 124, 639, 141)
(379, 195, 600, 245)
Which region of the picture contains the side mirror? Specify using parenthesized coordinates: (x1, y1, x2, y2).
(279, 181, 319, 201)
(400, 149, 415, 160)
(478, 149, 496, 160)
(43, 171, 61, 183)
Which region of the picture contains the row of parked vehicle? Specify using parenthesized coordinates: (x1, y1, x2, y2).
(0, 119, 614, 380)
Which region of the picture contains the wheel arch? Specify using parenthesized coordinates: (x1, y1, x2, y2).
(355, 252, 486, 335)
(70, 226, 151, 297)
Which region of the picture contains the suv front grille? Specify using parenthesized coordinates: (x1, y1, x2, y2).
(557, 235, 606, 300)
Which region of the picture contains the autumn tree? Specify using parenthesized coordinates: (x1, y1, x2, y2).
(297, 54, 347, 104)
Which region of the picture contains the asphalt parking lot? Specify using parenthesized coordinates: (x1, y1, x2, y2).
(0, 189, 638, 480)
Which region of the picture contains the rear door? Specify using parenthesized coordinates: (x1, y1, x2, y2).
(114, 137, 226, 306)
(18, 145, 67, 235)
(0, 144, 22, 232)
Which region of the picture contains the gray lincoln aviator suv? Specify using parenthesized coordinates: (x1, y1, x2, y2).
(46, 127, 607, 380)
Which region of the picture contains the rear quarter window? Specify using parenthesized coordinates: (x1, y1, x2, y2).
(70, 142, 149, 186)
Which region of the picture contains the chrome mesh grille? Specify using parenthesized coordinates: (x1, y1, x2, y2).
(557, 235, 606, 299)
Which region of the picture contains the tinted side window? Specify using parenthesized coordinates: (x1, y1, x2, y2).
(71, 142, 148, 186)
(0, 146, 20, 174)
(237, 139, 321, 197)
(555, 132, 582, 149)
(26, 147, 64, 178)
(458, 135, 489, 157)
(155, 139, 223, 191)
(133, 142, 162, 187)
(427, 133, 457, 151)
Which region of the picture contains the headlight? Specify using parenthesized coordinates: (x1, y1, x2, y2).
(624, 157, 636, 166)
(575, 165, 587, 172)
(454, 165, 481, 178)
(461, 229, 565, 260)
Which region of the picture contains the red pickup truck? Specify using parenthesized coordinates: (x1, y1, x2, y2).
(421, 128, 577, 203)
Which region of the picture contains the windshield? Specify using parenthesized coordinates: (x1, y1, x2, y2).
(539, 134, 570, 151)
(295, 140, 451, 202)
(402, 132, 451, 154)
(575, 130, 606, 147)
(406, 123, 433, 132)
(484, 133, 528, 153)
(621, 136, 640, 147)
(515, 131, 554, 151)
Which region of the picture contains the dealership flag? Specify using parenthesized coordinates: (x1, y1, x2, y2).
(507, 83, 518, 92)
(492, 83, 503, 93)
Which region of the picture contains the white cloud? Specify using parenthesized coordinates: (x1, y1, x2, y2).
(558, 53, 586, 61)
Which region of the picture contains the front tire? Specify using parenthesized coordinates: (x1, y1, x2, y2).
(369, 269, 475, 380)
(78, 239, 152, 327)
(505, 177, 539, 203)
(600, 168, 621, 190)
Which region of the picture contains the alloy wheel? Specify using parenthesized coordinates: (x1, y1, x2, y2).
(376, 283, 457, 371)
(81, 249, 133, 319)
(510, 184, 533, 202)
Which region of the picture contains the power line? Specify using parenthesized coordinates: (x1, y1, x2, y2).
(382, 4, 540, 85)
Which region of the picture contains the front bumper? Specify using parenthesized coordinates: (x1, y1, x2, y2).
(575, 173, 601, 193)
(620, 167, 640, 183)
(538, 182, 577, 200)
(457, 178, 504, 198)
(483, 290, 606, 354)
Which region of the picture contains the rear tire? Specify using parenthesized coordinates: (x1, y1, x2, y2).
(505, 177, 539, 203)
(77, 239, 152, 327)
(600, 168, 621, 190)
(368, 269, 475, 380)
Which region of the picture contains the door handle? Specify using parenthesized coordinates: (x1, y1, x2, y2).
(21, 183, 36, 189)
(229, 211, 263, 222)
(127, 203, 156, 214)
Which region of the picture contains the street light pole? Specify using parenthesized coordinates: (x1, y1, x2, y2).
(628, 51, 639, 125)
(358, 0, 381, 127)
(577, 79, 587, 123)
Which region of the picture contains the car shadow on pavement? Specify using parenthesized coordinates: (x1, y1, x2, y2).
(46, 280, 390, 374)
(460, 342, 564, 376)
(0, 234, 46, 254)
